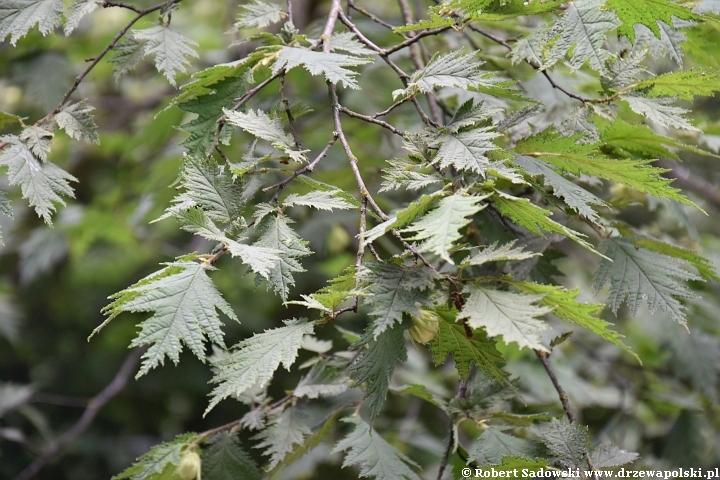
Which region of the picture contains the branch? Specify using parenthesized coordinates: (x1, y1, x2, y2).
(658, 159, 720, 210)
(12, 348, 144, 480)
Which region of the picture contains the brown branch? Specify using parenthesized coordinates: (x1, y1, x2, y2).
(280, 73, 302, 150)
(658, 159, 720, 210)
(384, 26, 451, 55)
(339, 106, 406, 136)
(12, 348, 144, 480)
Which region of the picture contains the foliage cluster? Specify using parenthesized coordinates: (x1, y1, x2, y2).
(2, 0, 720, 478)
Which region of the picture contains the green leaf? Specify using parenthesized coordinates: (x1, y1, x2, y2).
(593, 237, 702, 325)
(632, 68, 720, 100)
(362, 191, 443, 245)
(293, 361, 350, 398)
(0, 0, 63, 46)
(459, 283, 551, 351)
(252, 405, 312, 469)
(440, 0, 565, 20)
(390, 383, 445, 408)
(359, 262, 438, 336)
(606, 0, 699, 42)
(333, 417, 421, 480)
(515, 129, 697, 206)
(393, 14, 454, 33)
(207, 319, 314, 413)
(63, 0, 98, 36)
(350, 321, 408, 422)
(109, 37, 148, 81)
(429, 307, 506, 381)
(631, 237, 720, 281)
(113, 433, 197, 480)
(325, 31, 376, 56)
(621, 94, 697, 131)
(531, 417, 587, 468)
(133, 25, 199, 86)
(55, 100, 99, 144)
(0, 110, 22, 129)
(379, 157, 442, 193)
(0, 135, 76, 226)
(223, 108, 306, 162)
(282, 189, 355, 211)
(19, 124, 53, 162)
(401, 50, 500, 97)
(271, 47, 373, 90)
(100, 260, 238, 377)
(253, 213, 312, 301)
(201, 433, 262, 480)
(590, 444, 640, 468)
(491, 191, 601, 256)
(234, 0, 285, 29)
(402, 192, 487, 264)
(462, 241, 539, 266)
(179, 76, 246, 157)
(503, 280, 639, 361)
(266, 407, 348, 479)
(514, 155, 607, 224)
(669, 329, 720, 401)
(470, 426, 539, 465)
(429, 127, 502, 175)
(546, 0, 620, 71)
(158, 155, 245, 225)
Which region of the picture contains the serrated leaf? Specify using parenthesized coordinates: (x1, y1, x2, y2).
(401, 50, 500, 97)
(428, 127, 502, 174)
(113, 433, 197, 480)
(282, 189, 355, 211)
(462, 241, 539, 266)
(179, 76, 246, 157)
(602, 49, 649, 89)
(234, 0, 285, 29)
(207, 319, 314, 413)
(402, 192, 486, 264)
(600, 118, 678, 159)
(606, 0, 699, 42)
(100, 261, 237, 377)
(631, 237, 720, 281)
(532, 417, 587, 468)
(441, 0, 565, 20)
(621, 94, 698, 131)
(55, 100, 99, 144)
(223, 108, 306, 162)
(514, 129, 697, 206)
(19, 124, 53, 162)
(391, 383, 445, 408)
(109, 37, 148, 81)
(158, 155, 245, 224)
(590, 444, 639, 468)
(593, 237, 702, 325)
(379, 158, 442, 193)
(253, 213, 312, 301)
(632, 68, 720, 100)
(253, 405, 312, 469)
(201, 433, 262, 480)
(394, 14, 454, 33)
(333, 417, 420, 480)
(491, 191, 601, 256)
(272, 47, 373, 90)
(133, 25, 198, 86)
(429, 307, 505, 381)
(459, 283, 551, 351)
(362, 191, 443, 246)
(0, 0, 63, 46)
(350, 321, 408, 422)
(470, 427, 540, 465)
(359, 262, 438, 336)
(64, 0, 98, 36)
(293, 361, 350, 399)
(0, 135, 76, 226)
(546, 0, 620, 71)
(504, 280, 639, 361)
(514, 155, 606, 224)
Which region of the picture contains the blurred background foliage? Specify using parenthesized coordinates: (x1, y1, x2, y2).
(1, 0, 720, 478)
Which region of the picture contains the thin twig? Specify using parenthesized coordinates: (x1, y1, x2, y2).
(12, 349, 144, 480)
(339, 106, 406, 136)
(280, 73, 302, 149)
